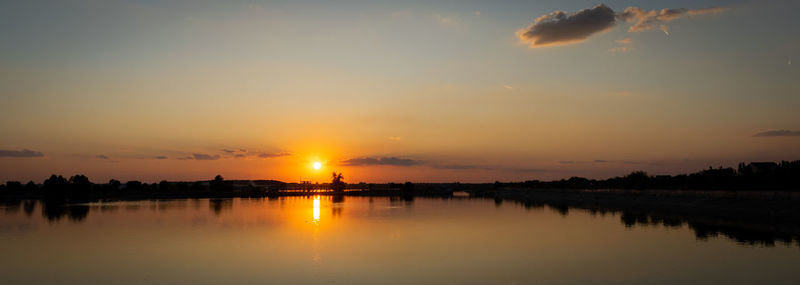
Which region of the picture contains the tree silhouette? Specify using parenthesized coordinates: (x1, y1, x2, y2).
(210, 175, 230, 195)
(108, 179, 121, 192)
(331, 172, 346, 193)
(69, 174, 92, 201)
(24, 181, 38, 194)
(42, 175, 69, 201)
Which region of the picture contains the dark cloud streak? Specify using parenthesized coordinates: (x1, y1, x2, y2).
(258, 152, 291, 158)
(0, 149, 44, 158)
(341, 158, 546, 173)
(192, 153, 220, 160)
(753, 130, 800, 137)
(341, 157, 422, 166)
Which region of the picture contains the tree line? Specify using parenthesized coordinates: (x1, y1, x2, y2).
(0, 174, 273, 202)
(506, 160, 800, 191)
(2, 161, 799, 203)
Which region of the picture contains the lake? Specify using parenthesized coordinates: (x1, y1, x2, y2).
(1, 196, 798, 284)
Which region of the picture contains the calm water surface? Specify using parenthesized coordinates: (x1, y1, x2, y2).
(1, 196, 798, 284)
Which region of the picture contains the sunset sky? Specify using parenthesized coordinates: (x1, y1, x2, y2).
(1, 0, 798, 183)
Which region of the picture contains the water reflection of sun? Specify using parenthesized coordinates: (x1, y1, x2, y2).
(312, 196, 321, 224)
(311, 196, 322, 263)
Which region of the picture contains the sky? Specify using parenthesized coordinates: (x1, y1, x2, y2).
(1, 0, 798, 183)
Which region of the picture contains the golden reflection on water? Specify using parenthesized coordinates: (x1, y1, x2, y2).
(311, 196, 321, 263)
(312, 196, 321, 223)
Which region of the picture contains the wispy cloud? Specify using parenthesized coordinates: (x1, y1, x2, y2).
(340, 157, 546, 173)
(431, 163, 545, 173)
(341, 157, 422, 166)
(222, 148, 249, 155)
(96, 154, 109, 159)
(0, 149, 44, 158)
(616, 37, 633, 45)
(192, 153, 220, 160)
(753, 130, 800, 137)
(619, 6, 727, 33)
(433, 14, 459, 27)
(609, 37, 633, 53)
(608, 47, 632, 53)
(153, 155, 168, 159)
(258, 152, 291, 158)
(172, 149, 290, 160)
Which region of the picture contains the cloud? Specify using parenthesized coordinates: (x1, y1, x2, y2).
(608, 37, 633, 53)
(96, 154, 109, 159)
(435, 164, 546, 173)
(518, 5, 726, 48)
(594, 160, 609, 163)
(433, 14, 459, 26)
(753, 130, 800, 137)
(517, 4, 617, 48)
(619, 6, 727, 32)
(340, 156, 547, 173)
(559, 161, 577, 164)
(192, 153, 220, 160)
(0, 149, 44, 158)
(388, 136, 402, 141)
(340, 157, 422, 166)
(223, 148, 249, 154)
(258, 152, 291, 158)
(608, 46, 632, 53)
(432, 163, 546, 172)
(224, 148, 251, 158)
(153, 155, 168, 159)
(687, 7, 726, 16)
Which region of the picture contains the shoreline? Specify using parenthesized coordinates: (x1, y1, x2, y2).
(470, 188, 800, 247)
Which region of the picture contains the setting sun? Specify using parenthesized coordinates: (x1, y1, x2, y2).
(313, 162, 322, 170)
